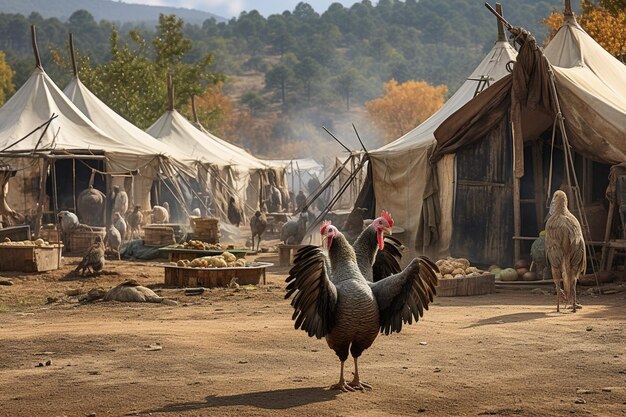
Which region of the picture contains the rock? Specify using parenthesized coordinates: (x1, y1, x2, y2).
(418, 408, 427, 413)
(35, 363, 44, 367)
(433, 367, 442, 373)
(574, 398, 586, 404)
(601, 387, 612, 392)
(65, 288, 81, 296)
(238, 360, 248, 364)
(0, 279, 14, 286)
(46, 297, 58, 304)
(586, 326, 593, 331)
(144, 344, 162, 351)
(576, 389, 594, 394)
(45, 360, 51, 366)
(419, 341, 428, 346)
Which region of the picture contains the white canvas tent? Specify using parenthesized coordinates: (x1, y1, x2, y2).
(430, 3, 626, 266)
(64, 76, 196, 211)
(366, 18, 518, 258)
(0, 66, 160, 230)
(147, 109, 268, 220)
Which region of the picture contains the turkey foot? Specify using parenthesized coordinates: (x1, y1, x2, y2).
(330, 380, 356, 392)
(348, 378, 372, 391)
(568, 303, 582, 311)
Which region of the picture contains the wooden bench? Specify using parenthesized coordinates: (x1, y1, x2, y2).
(278, 244, 307, 266)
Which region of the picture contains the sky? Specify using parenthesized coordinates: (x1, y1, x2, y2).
(121, 0, 358, 19)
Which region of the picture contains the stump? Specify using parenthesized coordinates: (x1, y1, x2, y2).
(278, 244, 307, 266)
(437, 273, 495, 297)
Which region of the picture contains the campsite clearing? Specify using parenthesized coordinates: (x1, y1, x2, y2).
(0, 255, 624, 417)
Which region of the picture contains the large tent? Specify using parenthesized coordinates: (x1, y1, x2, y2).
(432, 3, 626, 266)
(360, 11, 518, 259)
(0, 65, 158, 232)
(147, 108, 275, 220)
(64, 76, 196, 212)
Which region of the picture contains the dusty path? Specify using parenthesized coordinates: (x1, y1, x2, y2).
(0, 255, 624, 417)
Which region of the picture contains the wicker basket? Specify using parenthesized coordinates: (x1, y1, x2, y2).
(68, 226, 106, 255)
(191, 217, 220, 243)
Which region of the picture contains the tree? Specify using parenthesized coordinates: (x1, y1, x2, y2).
(295, 56, 322, 102)
(334, 68, 363, 111)
(81, 18, 224, 128)
(542, 0, 626, 61)
(365, 79, 447, 142)
(0, 50, 14, 105)
(265, 64, 294, 109)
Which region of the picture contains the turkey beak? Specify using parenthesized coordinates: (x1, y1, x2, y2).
(384, 226, 393, 235)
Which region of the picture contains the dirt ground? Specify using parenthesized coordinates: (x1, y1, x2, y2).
(0, 250, 625, 417)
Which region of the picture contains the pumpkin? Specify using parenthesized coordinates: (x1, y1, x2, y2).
(488, 264, 500, 272)
(522, 271, 538, 281)
(516, 267, 529, 279)
(514, 259, 530, 270)
(499, 268, 518, 281)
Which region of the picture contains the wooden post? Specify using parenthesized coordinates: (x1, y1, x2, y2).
(564, 0, 573, 17)
(600, 201, 615, 270)
(496, 3, 506, 42)
(34, 159, 50, 238)
(532, 141, 544, 231)
(191, 95, 198, 123)
(69, 33, 78, 77)
(31, 25, 42, 69)
(167, 73, 174, 112)
(513, 176, 521, 261)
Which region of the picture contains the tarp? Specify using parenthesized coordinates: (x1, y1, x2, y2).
(368, 37, 518, 258)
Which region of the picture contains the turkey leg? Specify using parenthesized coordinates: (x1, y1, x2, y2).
(348, 357, 372, 390)
(329, 361, 355, 392)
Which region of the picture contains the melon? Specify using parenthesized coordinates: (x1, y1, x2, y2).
(499, 268, 518, 281)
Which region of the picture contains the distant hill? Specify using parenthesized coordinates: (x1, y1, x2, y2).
(0, 0, 226, 24)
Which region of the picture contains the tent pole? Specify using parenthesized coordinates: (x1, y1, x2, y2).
(511, 111, 521, 262)
(34, 159, 49, 238)
(72, 158, 77, 213)
(31, 25, 42, 69)
(532, 141, 544, 231)
(69, 33, 78, 77)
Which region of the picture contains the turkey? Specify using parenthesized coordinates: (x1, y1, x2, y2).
(285, 221, 438, 391)
(280, 212, 308, 245)
(127, 205, 143, 239)
(74, 236, 106, 276)
(105, 225, 122, 260)
(110, 185, 128, 222)
(227, 196, 242, 227)
(58, 211, 79, 244)
(77, 186, 106, 226)
(151, 204, 169, 224)
(112, 212, 127, 241)
(250, 210, 267, 251)
(295, 190, 307, 211)
(352, 210, 403, 283)
(546, 190, 586, 312)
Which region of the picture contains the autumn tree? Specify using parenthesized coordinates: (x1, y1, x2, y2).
(542, 0, 626, 61)
(0, 50, 15, 105)
(191, 82, 234, 137)
(365, 79, 447, 142)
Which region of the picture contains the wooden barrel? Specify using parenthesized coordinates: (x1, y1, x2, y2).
(68, 226, 106, 255)
(437, 273, 495, 297)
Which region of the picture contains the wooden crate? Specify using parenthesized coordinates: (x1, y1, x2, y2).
(0, 225, 31, 241)
(144, 225, 176, 247)
(69, 226, 106, 255)
(0, 244, 63, 272)
(39, 224, 60, 242)
(163, 262, 272, 288)
(191, 217, 220, 244)
(160, 248, 250, 262)
(437, 273, 495, 297)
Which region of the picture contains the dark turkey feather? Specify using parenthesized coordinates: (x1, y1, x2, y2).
(285, 245, 338, 339)
(370, 256, 439, 335)
(372, 235, 403, 282)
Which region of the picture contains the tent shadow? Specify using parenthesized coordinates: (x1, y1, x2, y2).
(464, 312, 547, 328)
(142, 387, 339, 413)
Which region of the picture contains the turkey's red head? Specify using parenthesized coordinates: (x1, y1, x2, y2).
(320, 220, 338, 250)
(371, 210, 394, 250)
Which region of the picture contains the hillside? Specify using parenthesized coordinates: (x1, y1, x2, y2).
(0, 0, 225, 24)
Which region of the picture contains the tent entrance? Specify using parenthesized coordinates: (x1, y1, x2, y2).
(451, 117, 514, 268)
